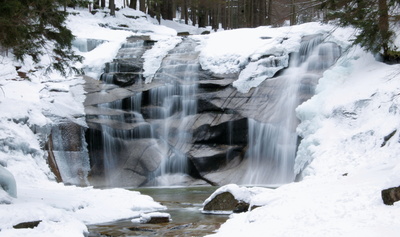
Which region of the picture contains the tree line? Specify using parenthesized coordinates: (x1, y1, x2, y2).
(0, 0, 399, 76)
(100, 0, 323, 29)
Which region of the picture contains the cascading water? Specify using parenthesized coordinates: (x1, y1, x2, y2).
(242, 35, 341, 185)
(84, 33, 341, 188)
(86, 36, 156, 186)
(148, 38, 200, 185)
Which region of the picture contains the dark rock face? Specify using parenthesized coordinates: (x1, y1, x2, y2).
(45, 122, 89, 186)
(382, 186, 400, 205)
(203, 192, 249, 213)
(146, 216, 170, 224)
(79, 35, 341, 187)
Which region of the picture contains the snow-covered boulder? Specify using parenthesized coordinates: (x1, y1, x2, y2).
(131, 212, 171, 224)
(202, 184, 266, 214)
(0, 166, 17, 198)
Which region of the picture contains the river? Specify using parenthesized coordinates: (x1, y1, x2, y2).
(88, 186, 228, 236)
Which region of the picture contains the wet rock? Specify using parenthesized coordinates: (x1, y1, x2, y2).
(45, 122, 90, 186)
(203, 192, 249, 213)
(13, 220, 41, 229)
(132, 212, 171, 224)
(233, 202, 250, 213)
(382, 186, 400, 205)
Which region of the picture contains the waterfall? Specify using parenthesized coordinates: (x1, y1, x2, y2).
(242, 35, 341, 185)
(84, 34, 340, 188)
(148, 38, 200, 185)
(86, 36, 155, 187)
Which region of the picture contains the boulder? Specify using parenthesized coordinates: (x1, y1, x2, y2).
(382, 186, 400, 205)
(203, 191, 249, 214)
(132, 212, 171, 224)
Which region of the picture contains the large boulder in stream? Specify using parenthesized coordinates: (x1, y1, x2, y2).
(202, 184, 266, 214)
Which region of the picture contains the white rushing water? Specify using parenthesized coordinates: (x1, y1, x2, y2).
(242, 35, 341, 185)
(149, 38, 201, 185)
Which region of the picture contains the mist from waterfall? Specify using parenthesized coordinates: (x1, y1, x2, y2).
(242, 35, 341, 185)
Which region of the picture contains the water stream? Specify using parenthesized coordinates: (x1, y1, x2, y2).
(88, 186, 228, 236)
(242, 35, 341, 185)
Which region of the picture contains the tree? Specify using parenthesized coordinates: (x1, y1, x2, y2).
(109, 0, 116, 16)
(0, 0, 83, 76)
(321, 0, 400, 59)
(129, 0, 137, 9)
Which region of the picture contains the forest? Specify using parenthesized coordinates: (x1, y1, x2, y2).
(95, 0, 326, 29)
(0, 0, 399, 75)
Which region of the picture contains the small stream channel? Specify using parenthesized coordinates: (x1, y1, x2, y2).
(88, 186, 228, 236)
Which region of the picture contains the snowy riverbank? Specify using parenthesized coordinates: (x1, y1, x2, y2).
(1, 1, 399, 237)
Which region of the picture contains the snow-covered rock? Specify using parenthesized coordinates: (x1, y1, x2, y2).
(131, 212, 171, 224)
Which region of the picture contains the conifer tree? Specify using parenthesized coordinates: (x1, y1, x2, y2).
(321, 0, 400, 60)
(0, 0, 83, 76)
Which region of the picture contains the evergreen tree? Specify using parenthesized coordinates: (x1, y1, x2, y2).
(321, 0, 400, 60)
(0, 0, 83, 76)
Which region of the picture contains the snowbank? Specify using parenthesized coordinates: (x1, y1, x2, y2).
(0, 68, 165, 236)
(207, 46, 400, 236)
(198, 22, 333, 93)
(0, 7, 175, 235)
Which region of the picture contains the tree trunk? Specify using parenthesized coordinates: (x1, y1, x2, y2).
(109, 0, 115, 16)
(129, 0, 137, 9)
(266, 0, 272, 25)
(183, 0, 189, 24)
(101, 0, 106, 8)
(378, 0, 389, 56)
(290, 0, 296, 25)
(139, 0, 146, 12)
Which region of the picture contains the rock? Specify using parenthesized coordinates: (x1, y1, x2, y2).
(233, 202, 250, 213)
(177, 32, 190, 36)
(45, 123, 90, 186)
(382, 186, 400, 205)
(132, 212, 171, 224)
(13, 220, 41, 229)
(203, 192, 249, 213)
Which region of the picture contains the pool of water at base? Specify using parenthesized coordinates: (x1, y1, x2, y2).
(88, 186, 229, 237)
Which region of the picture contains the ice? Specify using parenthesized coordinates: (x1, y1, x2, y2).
(233, 54, 289, 93)
(1, 2, 400, 236)
(0, 166, 17, 198)
(208, 41, 400, 237)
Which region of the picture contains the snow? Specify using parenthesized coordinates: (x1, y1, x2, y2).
(0, 6, 172, 236)
(198, 22, 338, 93)
(203, 184, 267, 207)
(1, 2, 400, 237)
(143, 36, 182, 83)
(131, 212, 171, 223)
(206, 40, 400, 237)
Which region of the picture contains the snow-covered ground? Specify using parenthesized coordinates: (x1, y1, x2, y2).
(207, 40, 400, 237)
(1, 0, 400, 236)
